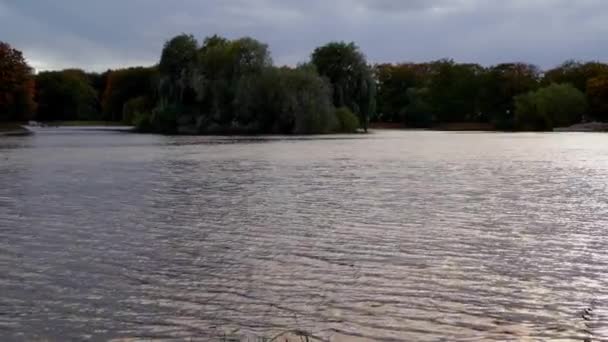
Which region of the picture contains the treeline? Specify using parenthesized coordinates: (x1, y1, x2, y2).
(2, 38, 608, 132)
(0, 38, 372, 134)
(0, 41, 157, 124)
(374, 61, 608, 130)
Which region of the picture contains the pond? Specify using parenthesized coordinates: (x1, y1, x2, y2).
(1, 128, 608, 341)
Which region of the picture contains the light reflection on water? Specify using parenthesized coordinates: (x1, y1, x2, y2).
(1, 128, 608, 341)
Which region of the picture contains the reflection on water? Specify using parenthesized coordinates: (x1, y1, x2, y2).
(1, 128, 608, 341)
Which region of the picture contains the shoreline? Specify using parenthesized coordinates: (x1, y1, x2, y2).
(3, 121, 607, 137)
(370, 121, 608, 133)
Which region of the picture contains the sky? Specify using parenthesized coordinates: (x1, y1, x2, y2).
(1, 0, 607, 72)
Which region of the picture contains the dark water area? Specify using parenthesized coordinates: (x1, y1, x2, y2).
(2, 128, 608, 341)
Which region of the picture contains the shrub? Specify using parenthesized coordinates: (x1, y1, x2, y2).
(122, 96, 151, 125)
(334, 107, 360, 132)
(134, 103, 179, 134)
(133, 111, 153, 132)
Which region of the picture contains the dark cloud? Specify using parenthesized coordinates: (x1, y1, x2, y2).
(1, 0, 607, 71)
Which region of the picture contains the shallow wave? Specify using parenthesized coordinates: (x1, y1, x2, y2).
(1, 130, 608, 341)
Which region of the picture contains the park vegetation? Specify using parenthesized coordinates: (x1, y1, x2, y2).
(2, 38, 608, 133)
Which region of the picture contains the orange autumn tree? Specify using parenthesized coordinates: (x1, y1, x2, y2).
(0, 41, 36, 121)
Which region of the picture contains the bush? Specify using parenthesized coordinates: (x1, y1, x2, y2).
(515, 83, 587, 130)
(122, 96, 151, 125)
(133, 111, 153, 132)
(134, 103, 179, 134)
(334, 107, 360, 132)
(514, 92, 551, 131)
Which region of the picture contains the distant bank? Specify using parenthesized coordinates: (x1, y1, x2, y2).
(369, 121, 608, 132)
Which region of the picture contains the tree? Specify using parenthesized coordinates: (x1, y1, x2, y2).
(404, 87, 434, 127)
(426, 60, 485, 123)
(543, 60, 608, 93)
(142, 34, 341, 134)
(158, 34, 198, 104)
(311, 42, 376, 131)
(159, 34, 198, 78)
(515, 83, 587, 130)
(102, 67, 158, 121)
(233, 65, 336, 134)
(35, 70, 99, 121)
(374, 63, 426, 123)
(587, 75, 608, 121)
(275, 65, 336, 134)
(188, 36, 272, 127)
(0, 41, 35, 121)
(480, 63, 540, 128)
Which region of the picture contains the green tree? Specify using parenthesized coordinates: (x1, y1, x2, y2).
(35, 70, 99, 121)
(159, 34, 198, 78)
(374, 63, 426, 123)
(311, 42, 376, 131)
(277, 65, 336, 134)
(189, 36, 272, 127)
(426, 60, 485, 123)
(587, 75, 608, 121)
(515, 83, 587, 130)
(85, 70, 110, 115)
(480, 63, 540, 128)
(158, 34, 198, 104)
(102, 67, 158, 121)
(233, 65, 336, 134)
(404, 87, 434, 127)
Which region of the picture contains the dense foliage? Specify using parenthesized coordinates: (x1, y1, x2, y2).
(2, 38, 608, 133)
(0, 41, 35, 121)
(311, 42, 376, 132)
(134, 35, 355, 134)
(514, 84, 587, 130)
(374, 61, 542, 129)
(35, 70, 99, 121)
(587, 75, 608, 122)
(102, 67, 158, 122)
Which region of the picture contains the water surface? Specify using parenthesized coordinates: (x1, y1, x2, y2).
(2, 128, 608, 341)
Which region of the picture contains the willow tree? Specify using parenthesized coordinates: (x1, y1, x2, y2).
(234, 65, 336, 134)
(158, 34, 198, 104)
(190, 36, 272, 127)
(311, 42, 376, 132)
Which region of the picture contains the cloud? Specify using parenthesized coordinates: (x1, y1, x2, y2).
(1, 0, 607, 71)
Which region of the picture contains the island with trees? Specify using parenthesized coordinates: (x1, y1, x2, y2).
(2, 36, 608, 134)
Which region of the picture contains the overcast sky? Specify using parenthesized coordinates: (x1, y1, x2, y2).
(1, 0, 607, 72)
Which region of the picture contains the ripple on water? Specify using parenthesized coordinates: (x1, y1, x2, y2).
(1, 130, 608, 341)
